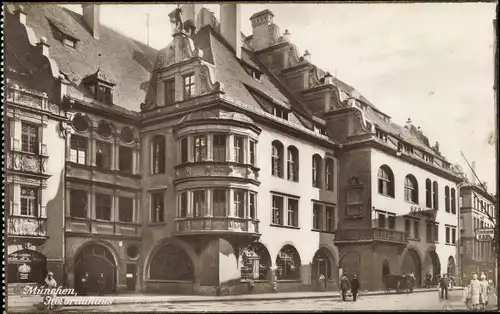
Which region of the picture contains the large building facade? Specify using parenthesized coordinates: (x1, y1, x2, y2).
(459, 183, 496, 282)
(5, 3, 461, 295)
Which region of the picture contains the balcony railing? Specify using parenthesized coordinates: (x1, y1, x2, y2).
(6, 84, 61, 116)
(335, 228, 407, 244)
(174, 216, 260, 236)
(6, 150, 48, 174)
(7, 216, 47, 237)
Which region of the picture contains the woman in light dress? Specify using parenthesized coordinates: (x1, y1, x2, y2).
(468, 273, 481, 311)
(479, 273, 490, 310)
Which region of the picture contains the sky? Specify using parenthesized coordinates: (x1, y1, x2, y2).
(61, 3, 497, 192)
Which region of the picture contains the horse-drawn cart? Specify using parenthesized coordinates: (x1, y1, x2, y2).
(383, 274, 415, 293)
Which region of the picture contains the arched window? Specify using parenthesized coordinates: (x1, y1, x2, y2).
(377, 165, 394, 197)
(450, 188, 456, 214)
(432, 181, 439, 209)
(404, 175, 418, 203)
(425, 179, 432, 208)
(312, 249, 333, 280)
(276, 245, 301, 280)
(271, 141, 284, 178)
(149, 245, 193, 281)
(445, 186, 450, 212)
(312, 154, 323, 188)
(325, 158, 334, 191)
(287, 146, 299, 182)
(151, 135, 165, 174)
(240, 243, 272, 281)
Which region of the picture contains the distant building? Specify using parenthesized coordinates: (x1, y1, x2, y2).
(459, 184, 496, 282)
(5, 3, 462, 294)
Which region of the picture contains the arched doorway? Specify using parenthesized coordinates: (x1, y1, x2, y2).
(447, 256, 456, 276)
(401, 249, 422, 286)
(276, 245, 301, 280)
(429, 251, 441, 284)
(240, 242, 272, 281)
(312, 248, 335, 281)
(7, 250, 47, 284)
(340, 252, 360, 281)
(148, 245, 194, 281)
(74, 243, 117, 294)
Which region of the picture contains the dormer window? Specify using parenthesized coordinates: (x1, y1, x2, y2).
(423, 153, 434, 164)
(82, 69, 116, 105)
(63, 37, 77, 48)
(164, 79, 175, 105)
(273, 106, 289, 120)
(375, 128, 388, 142)
(183, 73, 195, 100)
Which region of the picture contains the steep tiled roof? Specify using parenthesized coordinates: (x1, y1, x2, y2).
(15, 4, 157, 111)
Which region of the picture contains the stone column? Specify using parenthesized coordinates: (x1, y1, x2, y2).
(187, 191, 193, 217)
(187, 137, 194, 163)
(207, 134, 213, 161)
(228, 134, 235, 162)
(90, 138, 97, 167)
(228, 189, 235, 217)
(206, 190, 213, 217)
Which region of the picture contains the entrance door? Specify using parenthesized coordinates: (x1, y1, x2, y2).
(126, 264, 137, 292)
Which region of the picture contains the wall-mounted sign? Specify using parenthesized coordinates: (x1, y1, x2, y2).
(409, 205, 432, 218)
(475, 228, 494, 242)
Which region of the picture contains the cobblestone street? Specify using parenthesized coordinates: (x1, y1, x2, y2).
(55, 290, 487, 312)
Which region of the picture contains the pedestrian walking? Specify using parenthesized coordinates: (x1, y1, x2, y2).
(479, 273, 490, 310)
(350, 275, 360, 302)
(425, 272, 432, 288)
(43, 271, 57, 310)
(340, 274, 351, 302)
(97, 273, 106, 296)
(468, 273, 481, 311)
(439, 273, 449, 300)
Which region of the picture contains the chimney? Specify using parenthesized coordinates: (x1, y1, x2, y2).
(220, 4, 241, 59)
(82, 5, 100, 39)
(471, 161, 477, 184)
(405, 118, 412, 129)
(181, 4, 203, 32)
(249, 9, 276, 51)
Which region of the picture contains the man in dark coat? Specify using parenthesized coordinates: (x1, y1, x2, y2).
(439, 273, 450, 300)
(81, 272, 90, 296)
(340, 274, 351, 301)
(97, 273, 106, 296)
(351, 275, 360, 301)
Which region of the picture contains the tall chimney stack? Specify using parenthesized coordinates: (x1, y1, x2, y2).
(220, 4, 241, 59)
(82, 5, 100, 40)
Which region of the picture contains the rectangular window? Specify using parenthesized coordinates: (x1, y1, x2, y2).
(21, 122, 39, 154)
(249, 140, 256, 165)
(287, 198, 299, 227)
(234, 136, 244, 163)
(212, 189, 226, 217)
(193, 190, 206, 217)
(272, 195, 284, 225)
(387, 214, 396, 230)
(413, 220, 420, 239)
(95, 193, 112, 221)
(20, 186, 38, 216)
(249, 192, 256, 219)
(452, 228, 456, 245)
(405, 219, 411, 238)
(426, 222, 432, 242)
(325, 159, 334, 191)
(183, 73, 195, 100)
(164, 79, 175, 105)
(98, 85, 113, 105)
(325, 205, 335, 232)
(193, 135, 207, 162)
(96, 141, 112, 169)
(150, 191, 165, 223)
(377, 212, 386, 228)
(70, 189, 88, 218)
(313, 203, 322, 230)
(119, 146, 134, 174)
(180, 138, 188, 163)
(446, 226, 450, 244)
(234, 190, 246, 218)
(118, 197, 134, 222)
(70, 135, 88, 165)
(179, 191, 188, 217)
(213, 135, 227, 162)
(433, 223, 439, 242)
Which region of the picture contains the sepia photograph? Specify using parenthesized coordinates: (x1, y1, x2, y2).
(3, 1, 498, 312)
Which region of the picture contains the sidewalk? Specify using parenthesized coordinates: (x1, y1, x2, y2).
(8, 286, 447, 310)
